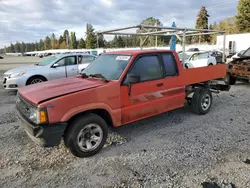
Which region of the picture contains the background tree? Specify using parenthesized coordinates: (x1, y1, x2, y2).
(58, 35, 64, 48)
(85, 23, 97, 49)
(194, 6, 209, 43)
(10, 43, 15, 53)
(137, 17, 165, 47)
(51, 33, 56, 49)
(116, 36, 125, 48)
(39, 39, 44, 51)
(236, 0, 250, 33)
(78, 38, 86, 49)
(97, 34, 105, 48)
(14, 42, 21, 53)
(44, 36, 51, 50)
(63, 30, 69, 48)
(20, 42, 26, 53)
(70, 32, 77, 49)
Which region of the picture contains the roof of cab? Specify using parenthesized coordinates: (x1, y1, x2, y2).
(104, 49, 174, 56)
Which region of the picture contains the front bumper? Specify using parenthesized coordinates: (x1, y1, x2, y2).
(16, 107, 67, 147)
(3, 75, 27, 90)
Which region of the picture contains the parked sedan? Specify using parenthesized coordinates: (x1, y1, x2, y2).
(208, 50, 226, 64)
(184, 51, 217, 68)
(3, 53, 97, 90)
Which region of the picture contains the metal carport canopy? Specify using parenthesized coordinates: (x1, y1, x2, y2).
(96, 24, 226, 63)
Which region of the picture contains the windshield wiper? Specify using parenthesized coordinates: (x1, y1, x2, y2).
(81, 72, 90, 78)
(89, 73, 109, 82)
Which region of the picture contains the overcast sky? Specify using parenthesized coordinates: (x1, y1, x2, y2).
(0, 0, 238, 48)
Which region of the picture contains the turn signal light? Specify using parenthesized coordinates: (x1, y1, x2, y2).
(39, 110, 47, 123)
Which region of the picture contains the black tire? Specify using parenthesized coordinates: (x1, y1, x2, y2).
(64, 113, 108, 158)
(208, 63, 213, 66)
(191, 88, 212, 115)
(26, 76, 47, 85)
(225, 75, 236, 85)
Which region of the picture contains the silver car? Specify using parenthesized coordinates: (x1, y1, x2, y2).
(3, 53, 97, 90)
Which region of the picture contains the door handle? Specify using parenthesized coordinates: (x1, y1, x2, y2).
(156, 83, 163, 87)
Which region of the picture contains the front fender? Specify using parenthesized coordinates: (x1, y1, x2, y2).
(60, 102, 121, 127)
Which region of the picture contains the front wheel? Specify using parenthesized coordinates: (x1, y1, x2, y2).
(191, 88, 212, 115)
(26, 76, 47, 85)
(64, 113, 108, 158)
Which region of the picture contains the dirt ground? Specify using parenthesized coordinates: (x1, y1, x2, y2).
(0, 56, 250, 188)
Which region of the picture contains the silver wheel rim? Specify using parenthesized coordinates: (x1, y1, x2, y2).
(77, 123, 103, 152)
(30, 78, 43, 84)
(201, 94, 211, 111)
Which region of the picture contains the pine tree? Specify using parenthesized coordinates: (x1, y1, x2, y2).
(78, 38, 86, 49)
(195, 6, 209, 43)
(70, 32, 77, 49)
(44, 36, 51, 50)
(116, 36, 125, 48)
(39, 39, 44, 51)
(20, 42, 26, 53)
(10, 42, 15, 53)
(85, 23, 97, 49)
(236, 0, 250, 33)
(63, 30, 69, 48)
(97, 34, 105, 48)
(51, 33, 56, 49)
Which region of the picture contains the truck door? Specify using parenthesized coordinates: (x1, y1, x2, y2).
(120, 54, 167, 124)
(160, 52, 186, 110)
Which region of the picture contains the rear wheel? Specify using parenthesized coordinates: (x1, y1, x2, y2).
(208, 63, 213, 66)
(191, 88, 212, 115)
(225, 74, 236, 85)
(64, 113, 108, 158)
(26, 76, 47, 85)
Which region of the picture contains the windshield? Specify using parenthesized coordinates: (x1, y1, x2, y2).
(38, 56, 59, 66)
(178, 53, 191, 61)
(82, 54, 132, 80)
(242, 48, 250, 57)
(190, 52, 209, 60)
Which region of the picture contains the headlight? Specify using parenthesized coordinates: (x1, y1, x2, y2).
(29, 108, 38, 123)
(9, 72, 26, 78)
(29, 107, 48, 124)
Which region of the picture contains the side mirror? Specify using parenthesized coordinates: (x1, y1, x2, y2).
(127, 73, 140, 84)
(126, 73, 140, 96)
(52, 63, 59, 68)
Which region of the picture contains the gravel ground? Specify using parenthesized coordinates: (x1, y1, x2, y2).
(0, 70, 250, 187)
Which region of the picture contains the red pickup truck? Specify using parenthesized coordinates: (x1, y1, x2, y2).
(16, 50, 229, 158)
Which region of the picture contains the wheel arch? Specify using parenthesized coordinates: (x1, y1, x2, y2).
(66, 108, 115, 128)
(26, 75, 48, 85)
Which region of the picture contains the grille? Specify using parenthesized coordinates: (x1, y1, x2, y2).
(16, 95, 32, 118)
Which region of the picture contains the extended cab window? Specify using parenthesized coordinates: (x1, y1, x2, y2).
(162, 54, 178, 77)
(130, 55, 163, 82)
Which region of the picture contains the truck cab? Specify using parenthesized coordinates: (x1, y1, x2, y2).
(16, 50, 228, 158)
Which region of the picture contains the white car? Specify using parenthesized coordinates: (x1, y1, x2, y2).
(184, 51, 217, 68)
(231, 50, 246, 61)
(3, 53, 97, 90)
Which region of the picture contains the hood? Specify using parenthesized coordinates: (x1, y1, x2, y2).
(18, 76, 104, 105)
(4, 64, 39, 75)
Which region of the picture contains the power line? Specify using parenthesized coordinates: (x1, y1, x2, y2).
(172, 0, 238, 16)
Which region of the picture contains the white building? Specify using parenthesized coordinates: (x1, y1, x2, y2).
(217, 33, 250, 53)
